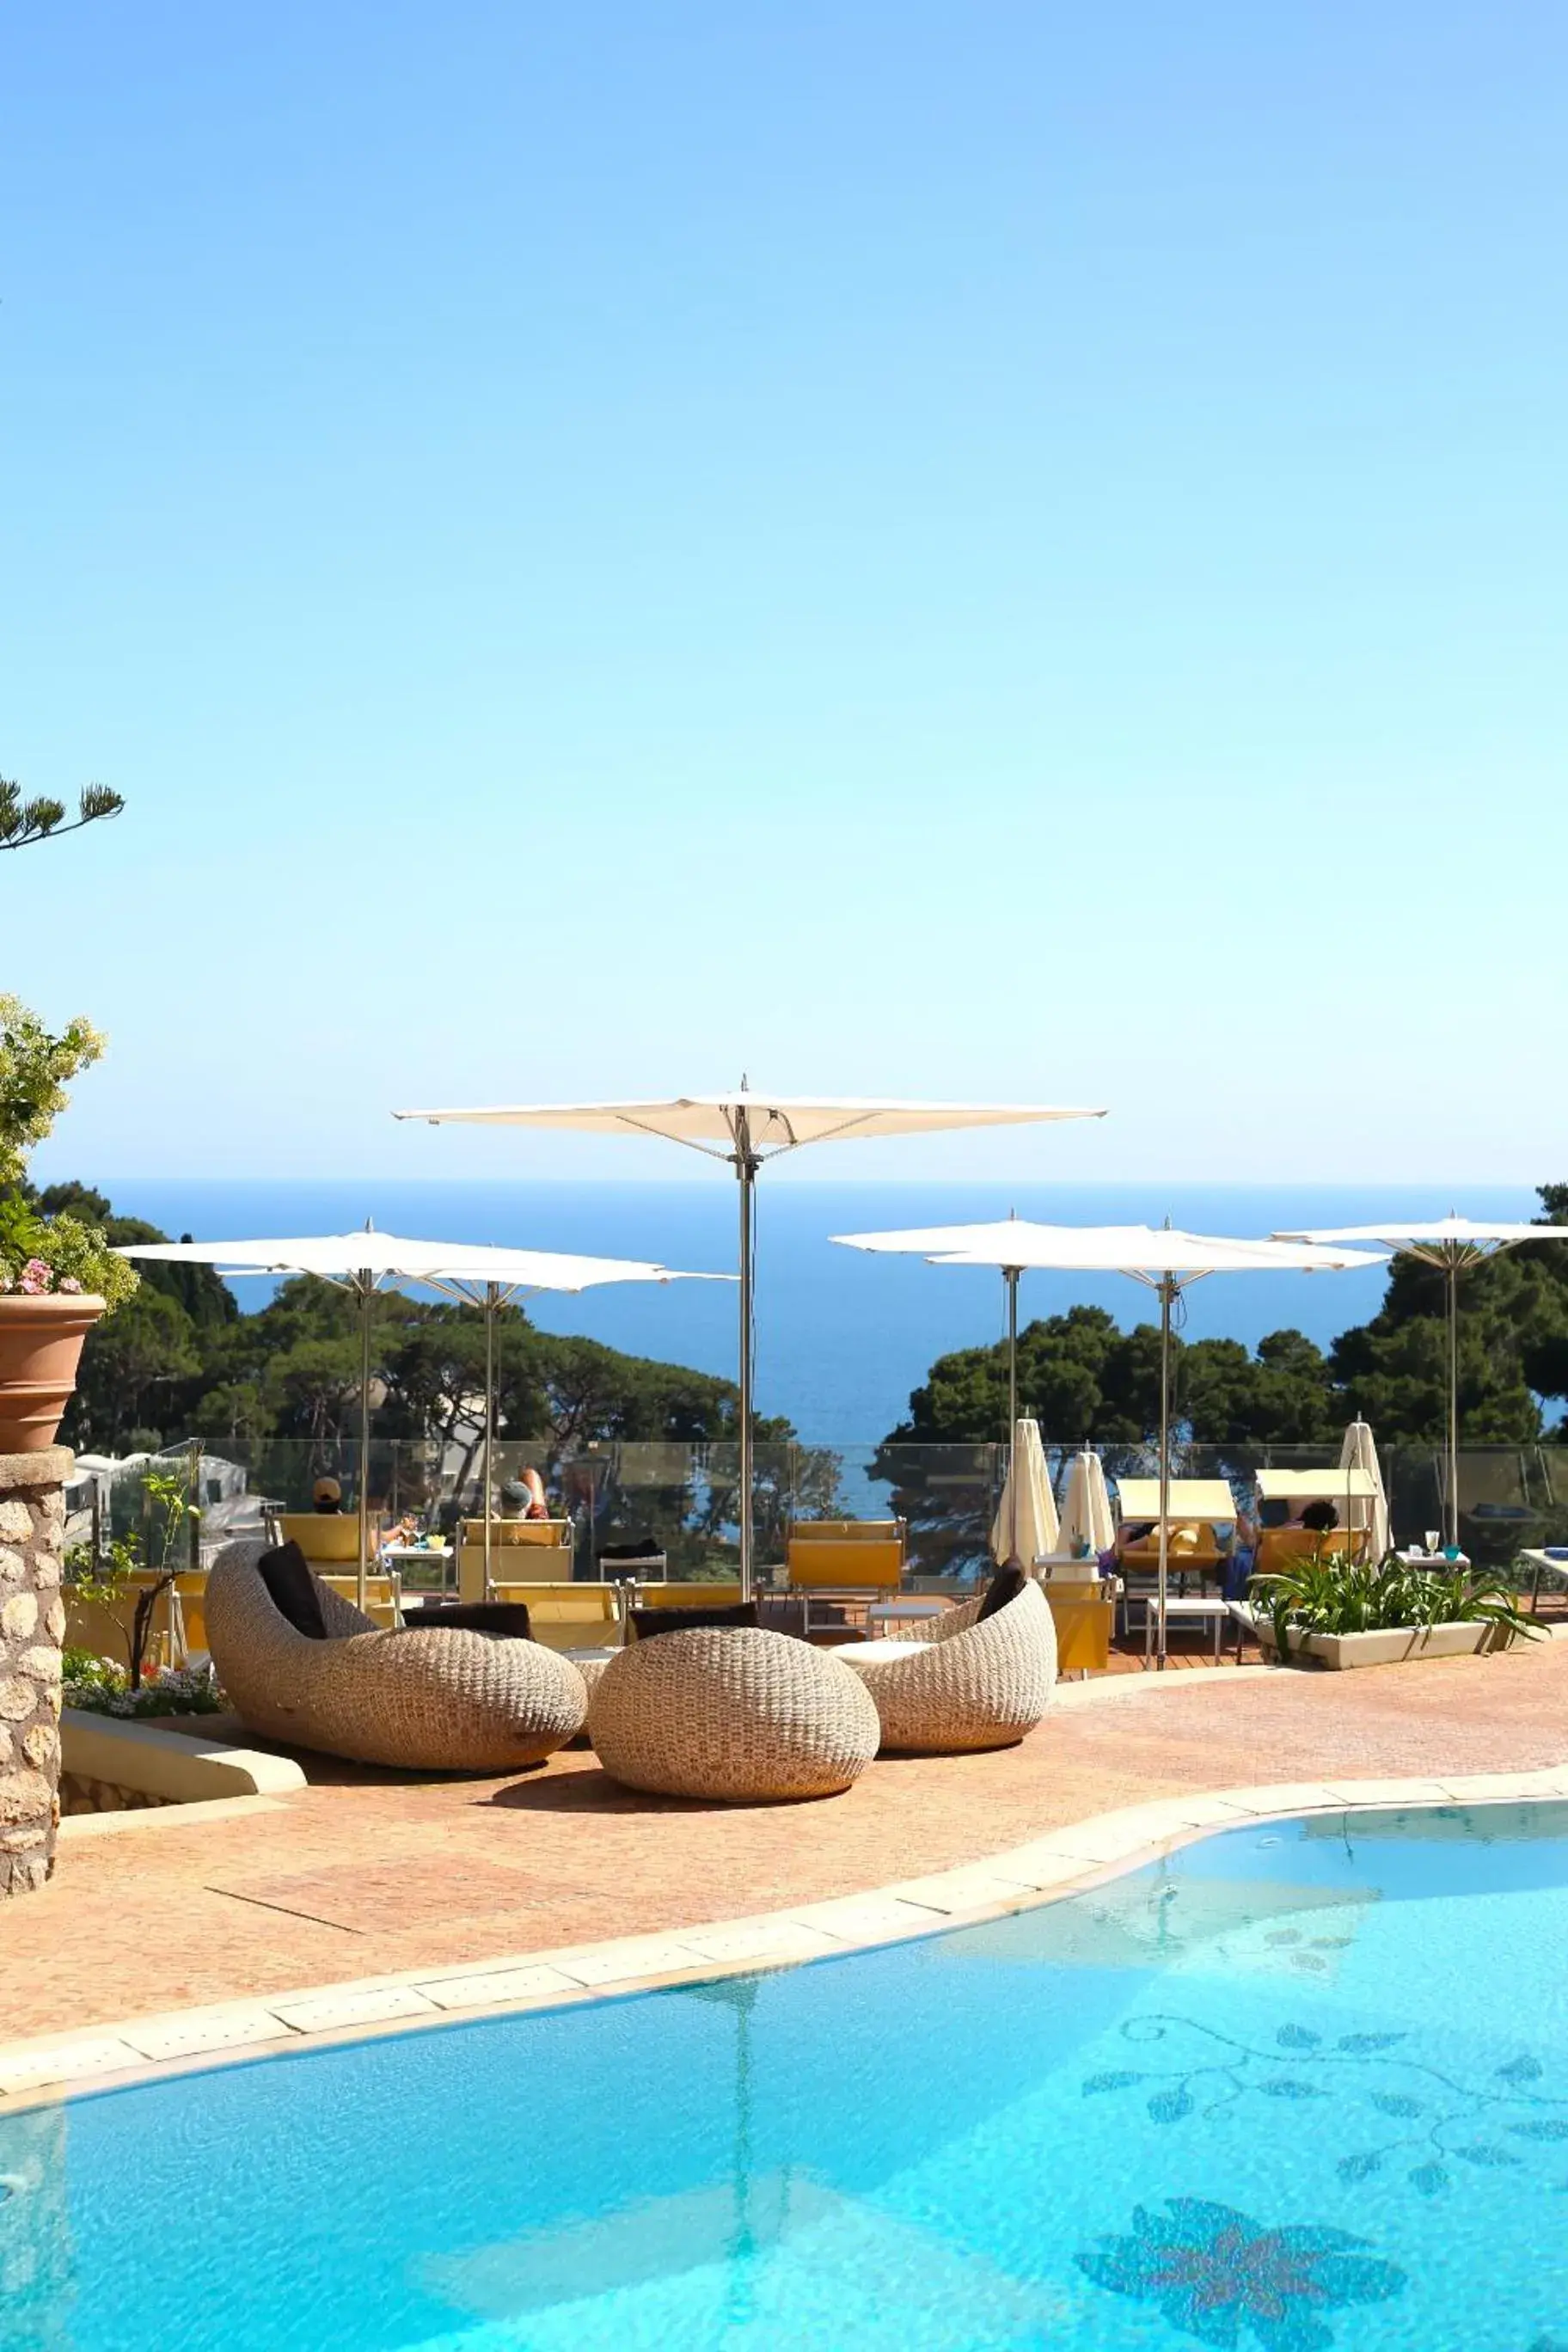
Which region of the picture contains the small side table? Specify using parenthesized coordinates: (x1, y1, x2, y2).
(1144, 1593, 1234, 1665)
(867, 1598, 948, 1638)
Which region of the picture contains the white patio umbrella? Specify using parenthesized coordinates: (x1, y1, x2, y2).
(1274, 1215, 1568, 1546)
(989, 1418, 1059, 1568)
(833, 1214, 1057, 1436)
(1058, 1444, 1116, 1562)
(395, 1087, 1105, 1594)
(836, 1221, 1381, 1663)
(1338, 1417, 1391, 1560)
(116, 1230, 728, 1608)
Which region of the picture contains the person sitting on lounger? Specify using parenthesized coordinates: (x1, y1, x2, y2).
(312, 1476, 344, 1514)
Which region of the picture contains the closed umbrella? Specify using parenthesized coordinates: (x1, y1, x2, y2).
(1338, 1418, 1391, 1561)
(989, 1418, 1058, 1568)
(1058, 1445, 1115, 1563)
(836, 1222, 1381, 1663)
(396, 1088, 1105, 1594)
(116, 1230, 727, 1608)
(1275, 1215, 1568, 1547)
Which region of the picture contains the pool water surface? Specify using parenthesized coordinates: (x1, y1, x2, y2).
(3, 1801, 1568, 2349)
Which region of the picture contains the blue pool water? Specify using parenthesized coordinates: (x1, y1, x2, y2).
(4, 1802, 1568, 2350)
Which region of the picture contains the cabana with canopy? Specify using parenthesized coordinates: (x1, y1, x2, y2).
(1252, 1465, 1382, 1574)
(1273, 1213, 1568, 1547)
(833, 1219, 1381, 1664)
(116, 1229, 728, 1608)
(395, 1087, 1105, 1595)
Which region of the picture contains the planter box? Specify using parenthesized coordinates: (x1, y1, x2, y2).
(1259, 1620, 1493, 1670)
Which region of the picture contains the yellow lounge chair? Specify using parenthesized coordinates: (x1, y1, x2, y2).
(458, 1517, 574, 1602)
(787, 1520, 904, 1637)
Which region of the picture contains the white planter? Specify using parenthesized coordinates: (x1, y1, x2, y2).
(1259, 1620, 1495, 1670)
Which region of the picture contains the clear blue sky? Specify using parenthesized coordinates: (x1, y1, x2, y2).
(4, 3, 1564, 1186)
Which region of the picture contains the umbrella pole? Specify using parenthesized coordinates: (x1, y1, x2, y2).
(357, 1272, 372, 1615)
(1447, 1258, 1460, 1550)
(484, 1283, 497, 1600)
(733, 1109, 757, 1602)
(1007, 1266, 1019, 1568)
(1157, 1277, 1173, 1669)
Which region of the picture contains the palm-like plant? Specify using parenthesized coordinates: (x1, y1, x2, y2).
(1252, 1548, 1536, 1657)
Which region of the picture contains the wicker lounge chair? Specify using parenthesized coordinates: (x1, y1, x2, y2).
(837, 1577, 1057, 1754)
(205, 1540, 587, 1771)
(586, 1626, 879, 1802)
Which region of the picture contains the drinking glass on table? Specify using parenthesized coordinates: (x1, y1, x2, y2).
(1424, 1530, 1441, 1558)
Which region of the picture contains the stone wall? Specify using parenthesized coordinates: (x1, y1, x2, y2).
(0, 1448, 70, 1898)
(58, 1771, 172, 1816)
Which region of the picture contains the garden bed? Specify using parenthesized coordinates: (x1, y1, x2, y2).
(1256, 1620, 1500, 1670)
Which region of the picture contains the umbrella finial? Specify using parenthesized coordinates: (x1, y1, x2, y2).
(740, 1072, 750, 1093)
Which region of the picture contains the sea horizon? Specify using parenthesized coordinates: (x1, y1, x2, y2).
(78, 1174, 1543, 1445)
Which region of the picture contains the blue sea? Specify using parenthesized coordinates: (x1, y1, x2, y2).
(95, 1179, 1538, 1443)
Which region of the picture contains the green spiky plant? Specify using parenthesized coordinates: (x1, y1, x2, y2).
(1251, 1548, 1537, 1657)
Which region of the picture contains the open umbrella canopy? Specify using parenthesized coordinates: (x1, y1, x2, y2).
(1275, 1214, 1568, 1543)
(835, 1220, 1381, 1663)
(116, 1232, 729, 1603)
(115, 1230, 727, 1295)
(394, 1093, 1106, 1155)
(396, 1087, 1106, 1594)
(1272, 1213, 1568, 1263)
(910, 1222, 1384, 1278)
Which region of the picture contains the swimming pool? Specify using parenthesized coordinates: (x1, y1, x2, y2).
(4, 1801, 1567, 2350)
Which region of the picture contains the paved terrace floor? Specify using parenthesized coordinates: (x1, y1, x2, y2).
(9, 1641, 1568, 2043)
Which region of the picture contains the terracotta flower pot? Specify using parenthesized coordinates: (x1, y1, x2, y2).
(0, 1293, 107, 1451)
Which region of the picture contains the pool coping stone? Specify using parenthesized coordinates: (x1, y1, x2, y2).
(4, 1759, 1566, 2110)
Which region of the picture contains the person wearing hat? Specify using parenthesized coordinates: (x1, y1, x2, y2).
(497, 1479, 529, 1520)
(312, 1475, 345, 1514)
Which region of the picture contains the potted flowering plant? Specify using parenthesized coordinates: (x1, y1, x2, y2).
(0, 995, 138, 1449)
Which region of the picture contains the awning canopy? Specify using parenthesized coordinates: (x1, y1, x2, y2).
(1255, 1467, 1379, 1502)
(1117, 1479, 1239, 1523)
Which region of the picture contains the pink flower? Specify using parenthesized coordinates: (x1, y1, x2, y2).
(57, 1277, 83, 1294)
(19, 1259, 53, 1295)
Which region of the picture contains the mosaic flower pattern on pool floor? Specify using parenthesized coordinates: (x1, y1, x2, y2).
(1081, 2012, 1568, 2204)
(1075, 2196, 1406, 2349)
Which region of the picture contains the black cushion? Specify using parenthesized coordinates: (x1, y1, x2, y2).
(256, 1541, 328, 1641)
(1299, 1499, 1339, 1534)
(630, 1601, 759, 1643)
(400, 1601, 534, 1641)
(598, 1538, 664, 1563)
(977, 1565, 1029, 1622)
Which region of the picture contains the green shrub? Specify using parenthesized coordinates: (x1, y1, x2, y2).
(0, 1191, 138, 1311)
(1250, 1549, 1537, 1654)
(61, 1653, 224, 1718)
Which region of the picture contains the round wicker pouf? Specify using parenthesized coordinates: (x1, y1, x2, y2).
(586, 1626, 880, 1802)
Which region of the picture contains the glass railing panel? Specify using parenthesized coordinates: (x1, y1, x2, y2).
(59, 1434, 1568, 1592)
